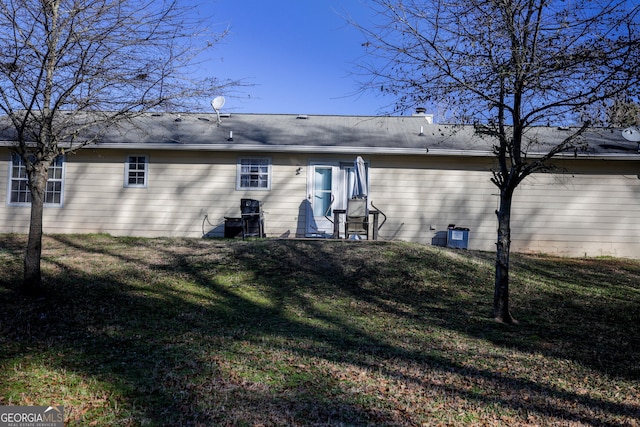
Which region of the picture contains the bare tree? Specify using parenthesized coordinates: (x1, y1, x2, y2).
(0, 0, 235, 295)
(352, 0, 640, 323)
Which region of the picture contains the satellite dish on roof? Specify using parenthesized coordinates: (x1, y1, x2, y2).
(211, 96, 225, 111)
(622, 126, 640, 142)
(211, 96, 225, 125)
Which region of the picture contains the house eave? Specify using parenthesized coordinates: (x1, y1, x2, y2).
(2, 140, 639, 160)
(89, 142, 506, 157)
(527, 151, 640, 161)
(58, 143, 640, 160)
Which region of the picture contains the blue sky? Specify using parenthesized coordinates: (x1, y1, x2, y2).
(202, 1, 393, 116)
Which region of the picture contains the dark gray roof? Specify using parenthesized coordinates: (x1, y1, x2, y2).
(1, 112, 638, 158)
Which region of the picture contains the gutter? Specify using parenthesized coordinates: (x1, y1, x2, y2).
(78, 143, 640, 160)
(2, 140, 638, 160)
(81, 142, 496, 157)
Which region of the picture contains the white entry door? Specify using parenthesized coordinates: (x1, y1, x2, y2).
(306, 161, 366, 237)
(306, 164, 338, 236)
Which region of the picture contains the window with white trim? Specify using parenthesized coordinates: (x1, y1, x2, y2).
(237, 157, 271, 190)
(125, 155, 148, 188)
(9, 154, 65, 206)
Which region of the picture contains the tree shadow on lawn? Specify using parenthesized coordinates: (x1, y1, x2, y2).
(235, 241, 640, 379)
(489, 252, 640, 378)
(0, 235, 638, 426)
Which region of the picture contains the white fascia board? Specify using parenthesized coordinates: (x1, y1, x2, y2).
(4, 141, 638, 160)
(526, 151, 640, 161)
(86, 143, 496, 157)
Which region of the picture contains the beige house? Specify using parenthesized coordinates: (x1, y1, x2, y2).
(1, 112, 639, 258)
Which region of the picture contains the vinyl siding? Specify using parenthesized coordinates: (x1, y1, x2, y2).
(2, 147, 640, 258)
(0, 149, 310, 238)
(511, 168, 640, 257)
(366, 155, 497, 247)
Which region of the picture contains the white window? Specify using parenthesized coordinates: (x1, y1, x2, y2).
(9, 154, 65, 206)
(125, 155, 148, 188)
(237, 157, 271, 190)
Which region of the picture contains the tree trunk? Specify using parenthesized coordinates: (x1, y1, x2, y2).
(494, 186, 517, 324)
(23, 165, 48, 296)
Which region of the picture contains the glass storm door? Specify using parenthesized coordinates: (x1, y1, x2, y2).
(306, 164, 340, 236)
(305, 161, 368, 237)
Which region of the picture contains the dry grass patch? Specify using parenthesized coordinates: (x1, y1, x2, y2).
(0, 235, 638, 426)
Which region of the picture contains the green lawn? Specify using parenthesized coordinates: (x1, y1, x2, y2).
(0, 234, 638, 426)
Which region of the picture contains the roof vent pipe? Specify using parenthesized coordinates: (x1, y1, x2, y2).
(415, 107, 427, 115)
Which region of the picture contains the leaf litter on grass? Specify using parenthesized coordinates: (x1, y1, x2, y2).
(0, 235, 639, 426)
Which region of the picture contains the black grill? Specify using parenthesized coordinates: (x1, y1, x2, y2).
(240, 199, 264, 238)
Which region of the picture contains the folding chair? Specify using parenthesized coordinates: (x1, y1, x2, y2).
(345, 198, 368, 239)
